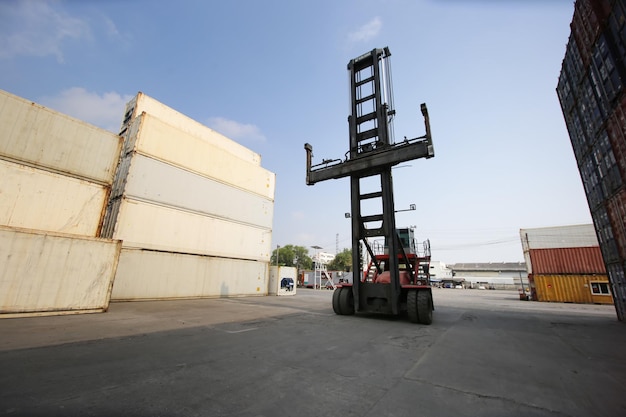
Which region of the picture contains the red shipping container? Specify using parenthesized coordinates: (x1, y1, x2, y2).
(528, 247, 606, 275)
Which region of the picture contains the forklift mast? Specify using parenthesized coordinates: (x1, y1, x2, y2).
(304, 47, 433, 317)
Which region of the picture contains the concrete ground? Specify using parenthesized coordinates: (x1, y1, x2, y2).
(1, 288, 625, 417)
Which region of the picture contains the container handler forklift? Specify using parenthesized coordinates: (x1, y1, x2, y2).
(304, 47, 435, 324)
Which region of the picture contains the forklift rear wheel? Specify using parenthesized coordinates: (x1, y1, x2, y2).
(407, 290, 419, 323)
(339, 287, 355, 315)
(416, 290, 433, 325)
(332, 287, 342, 315)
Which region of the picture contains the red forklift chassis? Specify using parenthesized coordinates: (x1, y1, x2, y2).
(304, 47, 435, 324)
(333, 234, 433, 324)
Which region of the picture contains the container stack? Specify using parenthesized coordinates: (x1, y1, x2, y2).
(557, 0, 626, 319)
(0, 89, 123, 317)
(520, 225, 612, 304)
(102, 92, 275, 300)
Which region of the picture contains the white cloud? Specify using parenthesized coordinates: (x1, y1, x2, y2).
(0, 1, 91, 62)
(348, 17, 382, 43)
(38, 88, 132, 133)
(207, 117, 266, 143)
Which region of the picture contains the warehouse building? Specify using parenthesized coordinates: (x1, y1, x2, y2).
(521, 224, 613, 305)
(448, 262, 527, 290)
(557, 0, 626, 318)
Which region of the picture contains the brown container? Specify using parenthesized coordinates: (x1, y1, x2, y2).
(533, 274, 613, 305)
(606, 189, 626, 261)
(606, 111, 626, 182)
(528, 247, 606, 275)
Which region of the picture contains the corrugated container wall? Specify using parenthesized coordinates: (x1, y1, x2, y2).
(111, 249, 268, 300)
(533, 274, 613, 304)
(106, 92, 276, 300)
(0, 226, 121, 317)
(0, 89, 122, 185)
(527, 247, 606, 275)
(0, 90, 124, 317)
(0, 159, 109, 236)
(557, 0, 626, 320)
(119, 92, 261, 167)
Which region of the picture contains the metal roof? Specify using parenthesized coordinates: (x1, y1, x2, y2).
(450, 262, 527, 272)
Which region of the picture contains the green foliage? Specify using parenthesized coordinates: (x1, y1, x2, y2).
(270, 244, 313, 270)
(328, 248, 352, 271)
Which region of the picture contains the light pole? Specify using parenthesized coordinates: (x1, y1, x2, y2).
(311, 245, 322, 289)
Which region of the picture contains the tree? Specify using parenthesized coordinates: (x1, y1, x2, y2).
(270, 245, 313, 270)
(328, 248, 352, 271)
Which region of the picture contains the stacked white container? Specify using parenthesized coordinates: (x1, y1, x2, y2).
(0, 89, 123, 317)
(104, 92, 275, 300)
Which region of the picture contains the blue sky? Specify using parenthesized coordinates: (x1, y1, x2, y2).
(0, 0, 588, 264)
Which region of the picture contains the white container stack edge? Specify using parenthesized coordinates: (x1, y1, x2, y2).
(106, 92, 276, 300)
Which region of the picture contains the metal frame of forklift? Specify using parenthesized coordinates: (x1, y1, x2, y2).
(304, 47, 435, 323)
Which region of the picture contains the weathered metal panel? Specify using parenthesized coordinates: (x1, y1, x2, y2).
(122, 154, 274, 228)
(533, 274, 613, 305)
(121, 92, 261, 166)
(528, 247, 606, 275)
(126, 113, 275, 200)
(111, 248, 268, 300)
(111, 197, 272, 261)
(606, 189, 626, 261)
(0, 158, 109, 236)
(520, 224, 599, 251)
(0, 89, 122, 185)
(0, 225, 121, 317)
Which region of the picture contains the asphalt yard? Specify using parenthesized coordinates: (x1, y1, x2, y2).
(1, 288, 624, 417)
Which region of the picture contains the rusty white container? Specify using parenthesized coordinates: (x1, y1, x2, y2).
(120, 92, 261, 167)
(122, 113, 275, 200)
(111, 248, 268, 300)
(520, 224, 599, 251)
(0, 158, 109, 236)
(117, 153, 273, 229)
(0, 89, 122, 185)
(0, 225, 121, 317)
(110, 197, 272, 261)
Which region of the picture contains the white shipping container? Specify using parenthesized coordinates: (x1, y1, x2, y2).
(121, 92, 261, 166)
(520, 224, 599, 251)
(112, 248, 268, 300)
(0, 89, 122, 185)
(0, 225, 121, 317)
(268, 266, 297, 296)
(0, 158, 109, 236)
(112, 197, 272, 261)
(121, 154, 274, 228)
(124, 113, 275, 200)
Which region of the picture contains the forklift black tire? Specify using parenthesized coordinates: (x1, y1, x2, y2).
(332, 287, 342, 315)
(407, 290, 419, 323)
(339, 286, 355, 315)
(416, 290, 433, 325)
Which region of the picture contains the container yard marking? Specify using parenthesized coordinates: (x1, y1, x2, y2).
(223, 327, 258, 334)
